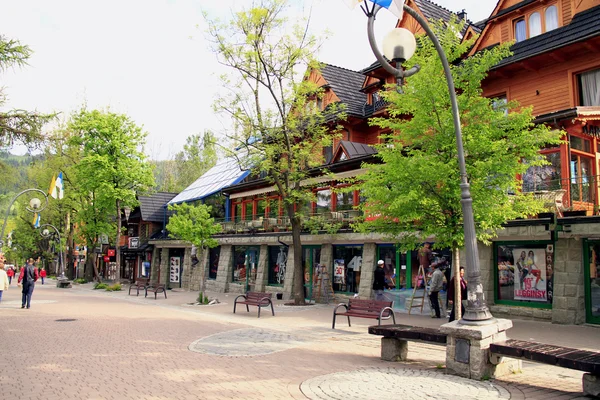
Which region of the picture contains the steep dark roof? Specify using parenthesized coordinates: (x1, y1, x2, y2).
(138, 192, 177, 222)
(332, 140, 377, 163)
(490, 0, 536, 22)
(494, 5, 600, 68)
(320, 64, 367, 117)
(413, 0, 455, 25)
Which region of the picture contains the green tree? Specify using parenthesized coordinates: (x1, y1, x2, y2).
(205, 0, 344, 304)
(69, 109, 155, 281)
(174, 131, 218, 190)
(166, 202, 221, 288)
(357, 19, 563, 312)
(0, 36, 54, 149)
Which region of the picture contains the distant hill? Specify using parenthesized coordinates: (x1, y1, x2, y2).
(0, 152, 44, 195)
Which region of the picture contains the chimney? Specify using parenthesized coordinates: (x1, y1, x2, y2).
(457, 9, 467, 21)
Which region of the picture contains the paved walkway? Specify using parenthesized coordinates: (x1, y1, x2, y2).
(0, 280, 598, 399)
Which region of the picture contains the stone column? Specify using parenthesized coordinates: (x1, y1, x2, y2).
(212, 245, 232, 293)
(359, 243, 376, 299)
(150, 246, 160, 283)
(254, 244, 269, 292)
(441, 319, 521, 380)
(552, 238, 585, 324)
(320, 244, 332, 274)
(281, 246, 295, 300)
(181, 247, 192, 290)
(160, 248, 169, 285)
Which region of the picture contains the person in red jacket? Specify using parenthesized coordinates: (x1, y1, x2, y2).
(40, 268, 47, 284)
(6, 265, 15, 284)
(18, 258, 39, 309)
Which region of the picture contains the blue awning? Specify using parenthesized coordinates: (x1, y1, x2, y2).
(168, 156, 250, 205)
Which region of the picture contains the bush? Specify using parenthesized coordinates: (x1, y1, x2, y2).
(94, 282, 109, 290)
(73, 278, 88, 284)
(197, 291, 209, 304)
(105, 283, 122, 292)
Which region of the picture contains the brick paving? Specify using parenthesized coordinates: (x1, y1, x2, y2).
(0, 281, 597, 399)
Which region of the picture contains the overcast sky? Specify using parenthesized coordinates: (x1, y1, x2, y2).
(1, 0, 496, 160)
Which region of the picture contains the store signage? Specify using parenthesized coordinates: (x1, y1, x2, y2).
(107, 249, 116, 257)
(103, 256, 110, 262)
(170, 257, 180, 283)
(129, 237, 139, 249)
(333, 259, 345, 284)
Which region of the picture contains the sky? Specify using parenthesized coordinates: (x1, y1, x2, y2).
(1, 0, 497, 160)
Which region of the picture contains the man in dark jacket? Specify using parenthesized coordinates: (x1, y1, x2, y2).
(18, 258, 39, 309)
(373, 260, 386, 301)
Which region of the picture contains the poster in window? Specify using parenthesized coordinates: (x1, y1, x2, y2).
(333, 259, 345, 284)
(497, 244, 553, 303)
(170, 257, 180, 283)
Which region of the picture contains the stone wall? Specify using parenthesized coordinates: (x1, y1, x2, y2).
(358, 243, 376, 299)
(552, 237, 585, 324)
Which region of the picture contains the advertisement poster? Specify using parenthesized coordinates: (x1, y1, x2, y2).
(170, 257, 180, 283)
(497, 244, 553, 303)
(333, 259, 345, 284)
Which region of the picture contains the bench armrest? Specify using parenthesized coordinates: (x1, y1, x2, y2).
(258, 296, 272, 306)
(333, 303, 348, 314)
(379, 306, 394, 320)
(234, 294, 248, 303)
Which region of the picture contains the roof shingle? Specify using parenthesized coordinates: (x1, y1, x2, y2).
(320, 64, 367, 117)
(139, 192, 177, 222)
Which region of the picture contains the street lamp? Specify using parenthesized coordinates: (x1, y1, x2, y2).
(0, 188, 49, 250)
(361, 1, 494, 324)
(39, 224, 66, 281)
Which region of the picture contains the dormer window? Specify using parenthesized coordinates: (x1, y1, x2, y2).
(514, 4, 560, 42)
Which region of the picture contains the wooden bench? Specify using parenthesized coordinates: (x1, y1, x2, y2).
(332, 298, 395, 329)
(128, 278, 149, 296)
(369, 324, 447, 362)
(145, 283, 167, 299)
(233, 292, 274, 318)
(490, 339, 600, 397)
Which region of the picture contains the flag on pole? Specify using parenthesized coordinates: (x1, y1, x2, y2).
(48, 172, 64, 199)
(33, 213, 41, 228)
(55, 172, 64, 199)
(48, 174, 57, 198)
(342, 0, 405, 19)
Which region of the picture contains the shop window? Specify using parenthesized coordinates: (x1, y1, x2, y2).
(209, 246, 220, 280)
(578, 68, 600, 106)
(514, 19, 526, 42)
(495, 242, 554, 307)
(570, 154, 593, 202)
(268, 245, 288, 286)
(315, 189, 332, 214)
(332, 245, 363, 293)
(545, 5, 558, 31)
(522, 152, 562, 192)
(232, 246, 248, 284)
(528, 12, 542, 37)
(378, 245, 401, 289)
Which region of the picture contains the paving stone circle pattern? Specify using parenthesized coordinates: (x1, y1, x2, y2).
(189, 327, 306, 356)
(300, 367, 511, 400)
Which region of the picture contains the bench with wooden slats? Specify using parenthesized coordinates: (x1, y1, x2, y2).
(490, 339, 600, 375)
(128, 278, 150, 296)
(144, 283, 167, 299)
(368, 324, 447, 345)
(233, 292, 275, 318)
(332, 298, 396, 329)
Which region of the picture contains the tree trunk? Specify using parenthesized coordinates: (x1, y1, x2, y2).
(287, 204, 305, 305)
(116, 199, 121, 282)
(67, 211, 75, 280)
(453, 245, 461, 320)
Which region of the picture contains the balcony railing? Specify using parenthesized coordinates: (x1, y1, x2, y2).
(217, 209, 362, 235)
(523, 174, 599, 214)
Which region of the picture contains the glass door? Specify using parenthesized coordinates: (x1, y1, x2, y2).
(302, 246, 321, 300)
(584, 240, 600, 324)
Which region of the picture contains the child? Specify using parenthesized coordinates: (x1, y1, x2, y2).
(40, 268, 47, 285)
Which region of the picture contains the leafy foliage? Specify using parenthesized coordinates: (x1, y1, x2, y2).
(357, 19, 563, 251)
(166, 202, 221, 250)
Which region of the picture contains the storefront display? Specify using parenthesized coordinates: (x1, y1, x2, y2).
(495, 242, 554, 306)
(332, 245, 362, 293)
(268, 246, 287, 285)
(209, 247, 220, 280)
(169, 257, 181, 283)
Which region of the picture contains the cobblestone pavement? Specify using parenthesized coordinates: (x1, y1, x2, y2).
(0, 281, 596, 399)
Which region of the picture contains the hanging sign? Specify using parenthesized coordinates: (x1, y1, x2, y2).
(170, 257, 181, 283)
(107, 249, 116, 257)
(103, 256, 110, 262)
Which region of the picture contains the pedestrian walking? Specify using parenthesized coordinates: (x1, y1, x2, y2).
(429, 262, 444, 318)
(447, 267, 467, 322)
(373, 260, 386, 301)
(0, 254, 9, 303)
(40, 268, 47, 285)
(17, 258, 38, 309)
(6, 264, 14, 284)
